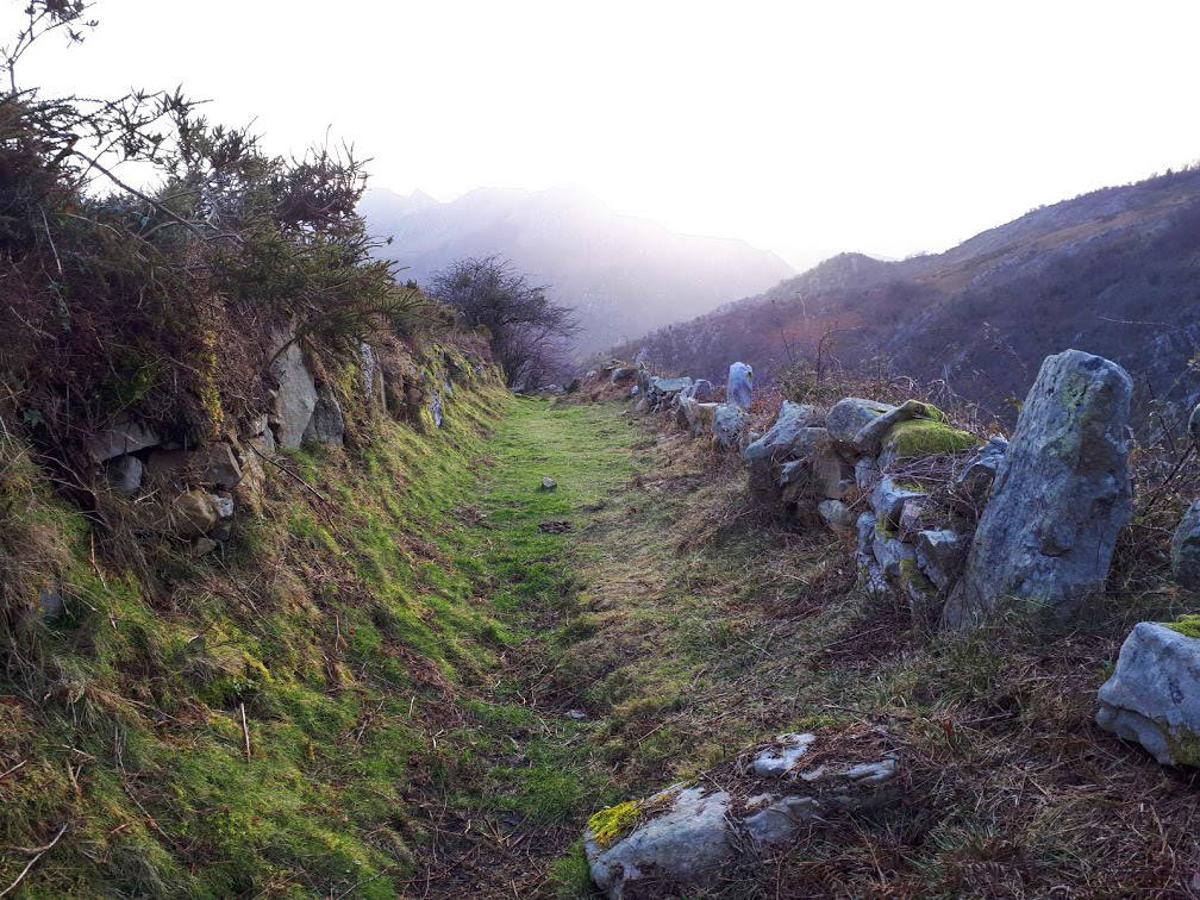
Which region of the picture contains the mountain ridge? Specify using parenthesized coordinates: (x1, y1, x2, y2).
(614, 166, 1200, 420)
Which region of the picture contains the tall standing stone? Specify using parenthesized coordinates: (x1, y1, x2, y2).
(943, 350, 1133, 628)
(726, 362, 753, 410)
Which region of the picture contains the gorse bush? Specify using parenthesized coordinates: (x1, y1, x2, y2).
(0, 0, 448, 464)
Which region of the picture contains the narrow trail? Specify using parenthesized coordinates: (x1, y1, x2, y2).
(414, 397, 1198, 899)
(416, 397, 857, 897)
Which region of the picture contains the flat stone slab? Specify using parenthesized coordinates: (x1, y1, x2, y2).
(584, 729, 901, 898)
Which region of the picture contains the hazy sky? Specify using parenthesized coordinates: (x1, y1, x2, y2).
(7, 0, 1199, 268)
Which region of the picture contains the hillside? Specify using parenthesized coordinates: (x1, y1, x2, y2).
(616, 167, 1200, 420)
(359, 185, 793, 355)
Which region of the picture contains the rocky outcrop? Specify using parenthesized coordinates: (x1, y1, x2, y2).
(269, 334, 319, 449)
(584, 729, 901, 898)
(944, 350, 1133, 628)
(1171, 501, 1200, 591)
(1097, 621, 1200, 766)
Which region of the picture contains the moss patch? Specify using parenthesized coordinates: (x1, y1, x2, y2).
(884, 418, 980, 459)
(1164, 614, 1200, 639)
(586, 799, 643, 849)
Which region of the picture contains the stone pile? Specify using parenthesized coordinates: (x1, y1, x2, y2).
(609, 349, 1144, 628)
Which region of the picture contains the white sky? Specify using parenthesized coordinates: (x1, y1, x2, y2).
(7, 0, 1199, 269)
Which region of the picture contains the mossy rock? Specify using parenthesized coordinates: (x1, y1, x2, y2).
(882, 418, 979, 460)
(1163, 614, 1200, 639)
(587, 800, 644, 849)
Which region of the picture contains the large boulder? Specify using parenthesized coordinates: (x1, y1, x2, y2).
(584, 731, 900, 898)
(1097, 620, 1200, 766)
(943, 350, 1133, 628)
(726, 362, 753, 410)
(1171, 501, 1200, 591)
(826, 398, 894, 445)
(269, 334, 318, 449)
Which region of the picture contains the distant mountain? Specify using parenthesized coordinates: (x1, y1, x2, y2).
(614, 167, 1200, 420)
(359, 185, 793, 354)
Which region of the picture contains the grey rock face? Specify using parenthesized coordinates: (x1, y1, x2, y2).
(429, 393, 444, 428)
(652, 376, 691, 398)
(914, 529, 968, 593)
(726, 362, 754, 410)
(956, 436, 1009, 496)
(944, 350, 1133, 628)
(713, 403, 748, 449)
(88, 419, 161, 463)
(855, 456, 880, 491)
(826, 398, 894, 445)
(912, 532, 969, 595)
(540, 476, 558, 491)
(269, 335, 318, 449)
(1190, 404, 1200, 443)
(870, 477, 926, 527)
(1171, 501, 1200, 591)
(684, 379, 715, 402)
(303, 386, 345, 446)
(359, 342, 385, 407)
(584, 733, 901, 898)
(1097, 622, 1200, 765)
(742, 403, 818, 463)
(812, 447, 855, 499)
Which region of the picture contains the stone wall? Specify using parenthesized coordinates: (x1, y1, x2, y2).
(83, 337, 491, 566)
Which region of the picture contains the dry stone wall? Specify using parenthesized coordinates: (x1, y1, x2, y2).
(89, 337, 488, 566)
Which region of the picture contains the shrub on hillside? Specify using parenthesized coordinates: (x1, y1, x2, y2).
(0, 0, 451, 467)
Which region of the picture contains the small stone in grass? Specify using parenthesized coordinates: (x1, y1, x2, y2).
(540, 476, 557, 491)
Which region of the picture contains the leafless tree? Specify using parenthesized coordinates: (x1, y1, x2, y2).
(429, 255, 577, 388)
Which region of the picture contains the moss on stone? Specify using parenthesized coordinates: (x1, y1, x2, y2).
(1163, 614, 1200, 639)
(884, 419, 979, 459)
(587, 800, 643, 849)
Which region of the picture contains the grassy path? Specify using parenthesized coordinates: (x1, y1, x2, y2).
(424, 396, 852, 896)
(422, 396, 1200, 898)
